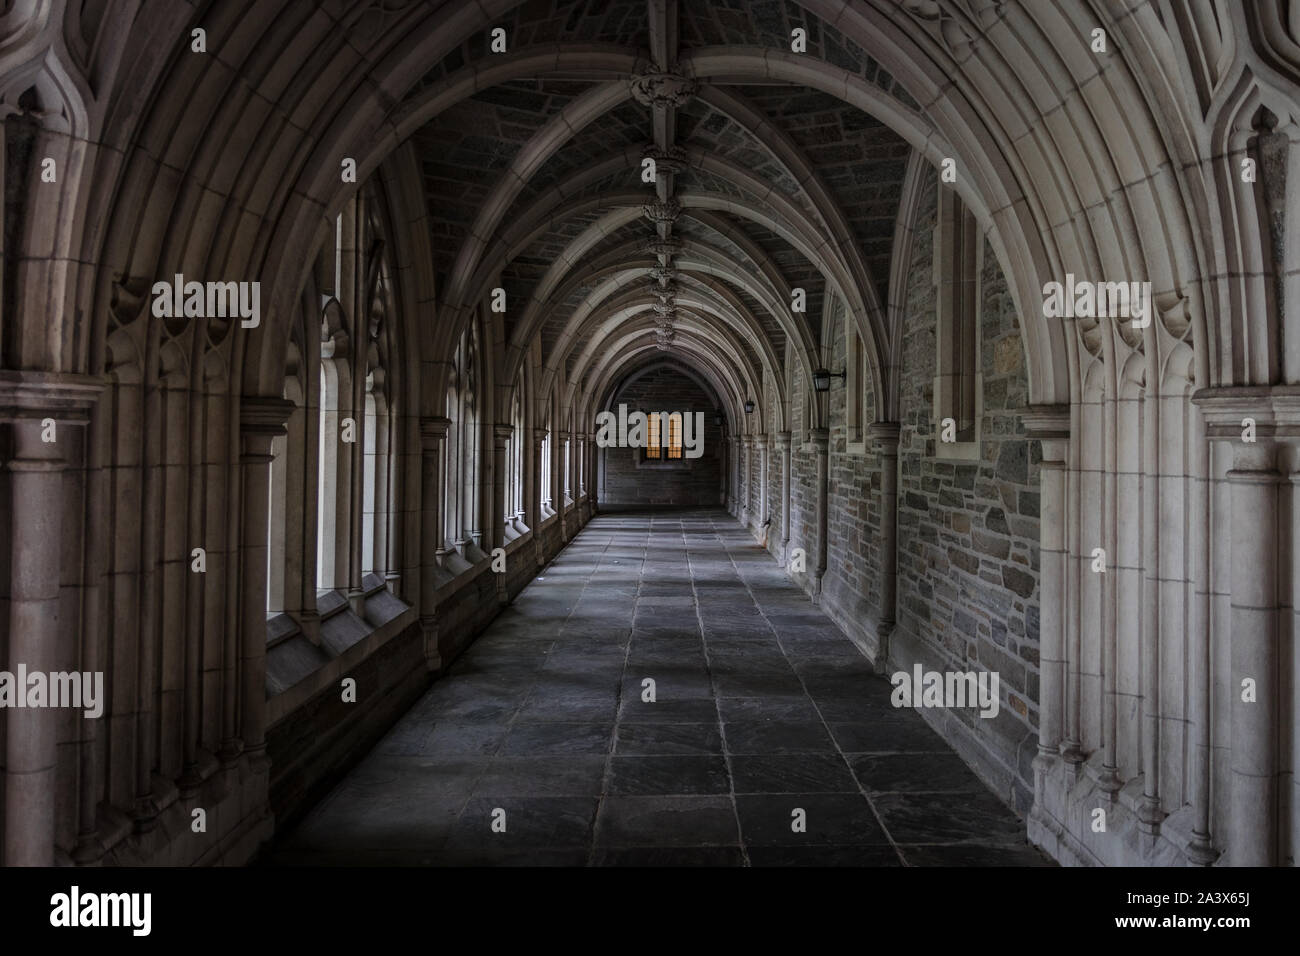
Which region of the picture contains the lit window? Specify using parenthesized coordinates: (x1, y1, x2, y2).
(667, 414, 682, 459)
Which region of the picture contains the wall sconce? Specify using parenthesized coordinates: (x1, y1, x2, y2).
(744, 399, 755, 413)
(812, 368, 846, 392)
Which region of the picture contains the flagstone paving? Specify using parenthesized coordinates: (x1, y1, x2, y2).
(267, 509, 1052, 866)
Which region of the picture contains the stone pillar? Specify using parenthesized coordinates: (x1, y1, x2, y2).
(868, 422, 902, 664)
(492, 423, 511, 603)
(719, 435, 729, 508)
(347, 401, 366, 618)
(419, 416, 449, 671)
(0, 372, 101, 866)
(811, 427, 829, 598)
(491, 424, 512, 550)
(1023, 407, 1071, 807)
(587, 432, 598, 513)
(238, 396, 294, 767)
(739, 436, 750, 525)
(1225, 440, 1279, 865)
(556, 430, 569, 544)
(532, 428, 547, 567)
(776, 431, 792, 561)
(1192, 387, 1291, 866)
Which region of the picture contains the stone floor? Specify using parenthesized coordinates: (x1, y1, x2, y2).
(267, 509, 1052, 866)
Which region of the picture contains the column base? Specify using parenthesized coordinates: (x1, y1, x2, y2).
(1186, 833, 1220, 866)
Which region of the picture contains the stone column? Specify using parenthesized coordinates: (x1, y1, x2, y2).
(775, 431, 792, 560)
(532, 428, 547, 567)
(492, 423, 511, 603)
(347, 399, 366, 618)
(1192, 387, 1292, 866)
(1225, 440, 1279, 865)
(491, 424, 512, 550)
(1023, 407, 1071, 804)
(238, 396, 294, 767)
(739, 436, 750, 525)
(587, 432, 598, 513)
(811, 427, 829, 598)
(868, 422, 902, 664)
(419, 416, 449, 671)
(0, 372, 101, 866)
(556, 430, 569, 544)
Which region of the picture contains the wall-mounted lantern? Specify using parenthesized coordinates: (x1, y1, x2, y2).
(812, 368, 846, 392)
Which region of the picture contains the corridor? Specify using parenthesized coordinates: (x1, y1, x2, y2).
(269, 510, 1047, 867)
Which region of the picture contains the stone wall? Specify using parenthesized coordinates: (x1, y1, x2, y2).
(892, 168, 1041, 813)
(740, 166, 1041, 815)
(822, 301, 884, 636)
(601, 366, 722, 507)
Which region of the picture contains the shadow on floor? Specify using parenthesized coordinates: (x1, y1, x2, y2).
(263, 508, 1053, 866)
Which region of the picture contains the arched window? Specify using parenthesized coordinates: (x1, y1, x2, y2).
(540, 411, 553, 514)
(317, 351, 344, 590)
(362, 383, 378, 575)
(445, 317, 482, 552)
(509, 378, 525, 526)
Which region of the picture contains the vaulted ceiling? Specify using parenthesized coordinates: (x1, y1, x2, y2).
(405, 0, 917, 430)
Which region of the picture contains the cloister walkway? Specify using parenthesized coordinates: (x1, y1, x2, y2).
(268, 510, 1050, 866)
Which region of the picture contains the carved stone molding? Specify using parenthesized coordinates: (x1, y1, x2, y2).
(643, 198, 682, 225)
(643, 144, 687, 174)
(650, 278, 678, 302)
(630, 66, 698, 110)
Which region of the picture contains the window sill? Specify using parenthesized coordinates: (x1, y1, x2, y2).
(935, 440, 982, 462)
(636, 457, 693, 470)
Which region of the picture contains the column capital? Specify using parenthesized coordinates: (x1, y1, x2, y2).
(810, 427, 830, 450)
(1192, 385, 1300, 441)
(493, 422, 513, 449)
(239, 395, 294, 457)
(533, 427, 548, 450)
(1021, 404, 1071, 439)
(0, 370, 103, 424)
(774, 430, 792, 448)
(240, 394, 294, 432)
(1022, 404, 1071, 464)
(420, 415, 451, 446)
(867, 420, 901, 449)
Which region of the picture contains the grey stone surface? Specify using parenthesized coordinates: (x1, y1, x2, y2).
(268, 509, 1046, 866)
